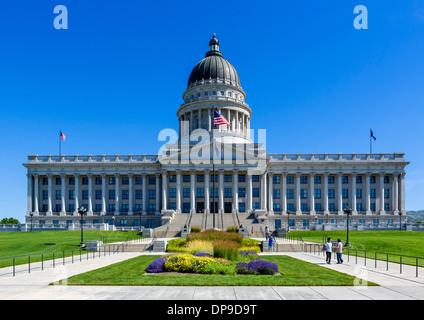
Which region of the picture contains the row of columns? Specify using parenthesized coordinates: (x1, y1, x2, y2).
(179, 108, 250, 136)
(27, 170, 406, 217)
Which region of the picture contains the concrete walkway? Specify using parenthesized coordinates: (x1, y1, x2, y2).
(1, 245, 424, 300)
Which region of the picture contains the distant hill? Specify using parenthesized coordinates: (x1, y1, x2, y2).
(406, 210, 424, 223)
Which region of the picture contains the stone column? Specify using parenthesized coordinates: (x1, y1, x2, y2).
(351, 173, 357, 215)
(309, 172, 315, 215)
(128, 173, 134, 215)
(101, 174, 106, 214)
(74, 173, 79, 215)
(47, 174, 53, 215)
(60, 173, 66, 216)
(337, 173, 343, 215)
(392, 173, 399, 214)
(142, 173, 147, 215)
(365, 173, 371, 215)
(34, 174, 39, 215)
(233, 170, 239, 213)
(379, 173, 385, 215)
(115, 173, 120, 215)
(190, 170, 196, 214)
(176, 170, 181, 214)
(247, 171, 253, 213)
(261, 172, 267, 211)
(399, 172, 406, 214)
(205, 169, 210, 214)
(323, 173, 329, 214)
(162, 171, 167, 211)
(295, 173, 301, 215)
(27, 174, 33, 214)
(281, 173, 287, 215)
(87, 173, 93, 215)
(155, 173, 160, 215)
(268, 172, 273, 215)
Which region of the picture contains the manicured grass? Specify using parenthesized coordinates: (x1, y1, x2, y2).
(289, 231, 424, 266)
(0, 231, 140, 268)
(65, 254, 374, 286)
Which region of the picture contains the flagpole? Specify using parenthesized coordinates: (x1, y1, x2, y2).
(212, 108, 215, 229)
(59, 131, 61, 156)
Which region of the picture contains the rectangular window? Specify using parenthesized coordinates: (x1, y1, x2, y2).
(135, 176, 143, 184)
(287, 176, 294, 184)
(253, 202, 260, 210)
(342, 189, 348, 199)
(96, 190, 102, 200)
(301, 204, 308, 212)
(300, 189, 307, 199)
(210, 188, 217, 198)
(315, 203, 322, 212)
(314, 176, 321, 184)
(238, 188, 246, 197)
(224, 175, 232, 182)
(239, 202, 246, 213)
(149, 176, 156, 184)
(356, 176, 362, 184)
(56, 178, 62, 185)
(370, 203, 376, 212)
(122, 204, 129, 213)
(168, 203, 176, 210)
(328, 176, 335, 184)
(108, 204, 115, 213)
(95, 204, 102, 213)
(149, 190, 156, 199)
(328, 189, 335, 199)
(370, 189, 376, 199)
(68, 204, 75, 213)
(252, 188, 259, 197)
(370, 176, 376, 184)
(329, 203, 336, 212)
(182, 203, 190, 213)
(183, 175, 190, 182)
(135, 204, 143, 212)
(148, 204, 156, 213)
(122, 190, 129, 200)
(314, 189, 321, 199)
(356, 189, 362, 199)
(197, 188, 204, 198)
(238, 175, 246, 182)
(109, 177, 115, 185)
(287, 203, 294, 212)
(82, 177, 88, 185)
(43, 178, 48, 185)
(356, 203, 363, 212)
(273, 203, 281, 212)
(273, 189, 280, 199)
(69, 177, 75, 185)
(55, 204, 61, 213)
(56, 190, 61, 200)
(384, 189, 390, 199)
(82, 190, 88, 200)
(273, 176, 280, 184)
(384, 203, 390, 211)
(252, 175, 260, 182)
(384, 176, 390, 184)
(169, 188, 176, 198)
(183, 188, 190, 198)
(210, 175, 218, 182)
(287, 189, 294, 199)
(224, 188, 232, 198)
(342, 176, 349, 184)
(197, 175, 204, 182)
(136, 189, 142, 199)
(43, 190, 48, 200)
(169, 175, 176, 183)
(95, 177, 102, 185)
(109, 190, 115, 200)
(300, 176, 308, 184)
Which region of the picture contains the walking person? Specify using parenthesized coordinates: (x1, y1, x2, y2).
(251, 226, 254, 236)
(336, 239, 344, 264)
(324, 238, 332, 264)
(268, 236, 274, 254)
(265, 225, 270, 240)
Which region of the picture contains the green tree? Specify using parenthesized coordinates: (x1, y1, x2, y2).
(0, 217, 20, 225)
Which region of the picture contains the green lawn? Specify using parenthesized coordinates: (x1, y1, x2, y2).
(289, 231, 424, 266)
(0, 231, 140, 268)
(65, 254, 374, 286)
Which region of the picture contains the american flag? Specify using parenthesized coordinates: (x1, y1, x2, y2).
(213, 110, 230, 126)
(60, 132, 66, 140)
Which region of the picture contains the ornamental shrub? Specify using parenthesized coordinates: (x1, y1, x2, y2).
(166, 238, 188, 252)
(164, 254, 217, 274)
(190, 226, 202, 233)
(212, 240, 240, 261)
(226, 225, 239, 233)
(239, 251, 260, 260)
(145, 257, 166, 273)
(186, 240, 214, 255)
(236, 259, 279, 275)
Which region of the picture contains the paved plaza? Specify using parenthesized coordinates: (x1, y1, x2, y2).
(1, 241, 424, 300)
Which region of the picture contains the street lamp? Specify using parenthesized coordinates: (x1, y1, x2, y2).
(137, 210, 143, 233)
(78, 206, 87, 247)
(29, 212, 33, 232)
(343, 206, 352, 246)
(399, 211, 403, 231)
(286, 211, 291, 232)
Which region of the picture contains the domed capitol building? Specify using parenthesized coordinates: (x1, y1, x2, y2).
(23, 34, 409, 233)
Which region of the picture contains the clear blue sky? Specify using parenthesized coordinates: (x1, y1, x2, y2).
(1, 0, 424, 223)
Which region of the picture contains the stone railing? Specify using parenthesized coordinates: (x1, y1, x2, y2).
(267, 153, 405, 162)
(27, 154, 160, 163)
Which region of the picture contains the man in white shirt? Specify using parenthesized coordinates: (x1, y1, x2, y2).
(336, 239, 344, 264)
(324, 238, 332, 264)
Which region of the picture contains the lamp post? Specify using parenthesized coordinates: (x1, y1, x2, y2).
(137, 210, 143, 232)
(286, 211, 291, 232)
(343, 206, 352, 246)
(29, 212, 33, 232)
(78, 206, 87, 247)
(399, 211, 403, 231)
